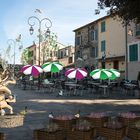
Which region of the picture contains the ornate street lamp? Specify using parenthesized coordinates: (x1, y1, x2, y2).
(7, 37, 23, 77)
(28, 16, 52, 66)
(28, 16, 52, 89)
(7, 39, 16, 72)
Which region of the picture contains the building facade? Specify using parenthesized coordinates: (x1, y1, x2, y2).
(24, 42, 75, 68)
(26, 42, 66, 65)
(97, 16, 126, 78)
(74, 15, 140, 80)
(127, 23, 140, 80)
(74, 21, 98, 71)
(57, 45, 75, 68)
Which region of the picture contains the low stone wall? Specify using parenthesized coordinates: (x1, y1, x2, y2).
(0, 114, 24, 128)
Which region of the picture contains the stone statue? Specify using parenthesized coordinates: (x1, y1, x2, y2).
(0, 68, 16, 115)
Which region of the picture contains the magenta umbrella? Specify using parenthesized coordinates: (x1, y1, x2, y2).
(20, 65, 43, 76)
(65, 68, 87, 80)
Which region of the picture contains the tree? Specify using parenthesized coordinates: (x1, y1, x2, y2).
(97, 0, 140, 24)
(20, 49, 32, 65)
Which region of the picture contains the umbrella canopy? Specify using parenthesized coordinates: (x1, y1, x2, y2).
(65, 68, 87, 80)
(107, 69, 120, 80)
(90, 69, 112, 80)
(20, 65, 43, 76)
(42, 62, 63, 73)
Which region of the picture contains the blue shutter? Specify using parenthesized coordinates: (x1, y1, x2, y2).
(101, 21, 106, 32)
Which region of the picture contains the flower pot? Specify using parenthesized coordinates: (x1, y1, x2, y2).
(69, 129, 93, 140)
(34, 128, 64, 140)
(100, 127, 126, 140)
(127, 127, 140, 140)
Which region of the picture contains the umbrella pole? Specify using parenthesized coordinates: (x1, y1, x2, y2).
(38, 75, 40, 90)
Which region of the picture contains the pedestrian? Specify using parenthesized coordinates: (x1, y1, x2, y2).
(137, 71, 140, 98)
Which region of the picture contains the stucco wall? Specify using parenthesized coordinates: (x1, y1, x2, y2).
(98, 17, 125, 59)
(128, 61, 140, 80)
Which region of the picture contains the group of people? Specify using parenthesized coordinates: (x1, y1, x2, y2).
(0, 68, 16, 115)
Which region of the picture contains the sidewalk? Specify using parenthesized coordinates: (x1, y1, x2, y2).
(0, 85, 139, 140)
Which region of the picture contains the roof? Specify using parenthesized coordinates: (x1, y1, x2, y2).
(73, 15, 111, 32)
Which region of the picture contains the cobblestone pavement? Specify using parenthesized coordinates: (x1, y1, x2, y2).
(0, 85, 139, 140)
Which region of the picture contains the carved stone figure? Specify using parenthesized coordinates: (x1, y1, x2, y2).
(0, 68, 16, 115)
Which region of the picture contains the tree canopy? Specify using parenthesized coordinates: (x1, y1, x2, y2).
(21, 49, 32, 65)
(97, 0, 140, 24)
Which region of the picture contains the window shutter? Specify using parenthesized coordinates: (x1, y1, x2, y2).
(129, 44, 138, 61)
(101, 21, 106, 32)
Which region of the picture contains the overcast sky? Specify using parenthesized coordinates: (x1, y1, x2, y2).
(0, 0, 107, 63)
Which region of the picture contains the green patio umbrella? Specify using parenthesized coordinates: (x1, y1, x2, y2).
(90, 69, 112, 80)
(42, 61, 63, 73)
(107, 69, 120, 80)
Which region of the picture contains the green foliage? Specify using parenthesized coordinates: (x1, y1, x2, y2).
(20, 49, 32, 65)
(98, 0, 140, 24)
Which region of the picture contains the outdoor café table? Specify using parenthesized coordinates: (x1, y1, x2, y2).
(123, 83, 137, 95)
(64, 83, 82, 95)
(88, 81, 100, 85)
(98, 85, 108, 96)
(87, 81, 101, 93)
(124, 83, 137, 89)
(42, 82, 54, 92)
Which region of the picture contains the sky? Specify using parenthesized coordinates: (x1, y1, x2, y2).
(0, 0, 107, 64)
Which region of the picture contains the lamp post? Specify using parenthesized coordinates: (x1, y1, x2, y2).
(125, 25, 133, 80)
(101, 51, 106, 69)
(7, 39, 16, 77)
(28, 16, 52, 65)
(28, 16, 52, 89)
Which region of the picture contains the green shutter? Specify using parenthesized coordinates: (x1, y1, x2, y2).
(129, 44, 138, 61)
(101, 21, 106, 32)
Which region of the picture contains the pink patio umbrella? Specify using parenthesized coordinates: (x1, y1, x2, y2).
(65, 68, 87, 80)
(20, 65, 43, 76)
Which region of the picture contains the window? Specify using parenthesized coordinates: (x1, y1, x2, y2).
(101, 40, 106, 52)
(135, 24, 140, 36)
(69, 57, 72, 63)
(60, 51, 63, 58)
(76, 51, 81, 59)
(101, 21, 106, 32)
(58, 51, 61, 58)
(129, 44, 138, 61)
(90, 30, 98, 41)
(76, 36, 81, 45)
(66, 49, 69, 56)
(90, 47, 98, 58)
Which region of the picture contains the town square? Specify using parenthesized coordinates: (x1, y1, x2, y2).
(0, 0, 140, 140)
